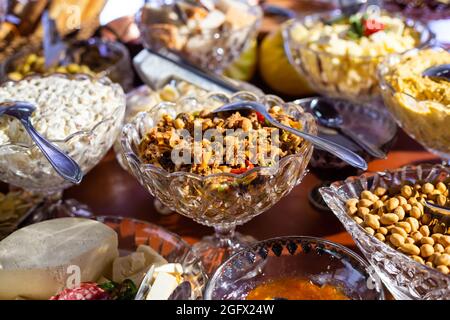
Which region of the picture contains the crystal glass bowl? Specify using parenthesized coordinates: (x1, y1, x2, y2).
(378, 47, 450, 161)
(121, 91, 317, 274)
(0, 74, 126, 194)
(93, 216, 206, 300)
(205, 236, 384, 300)
(320, 164, 450, 300)
(2, 38, 134, 92)
(282, 11, 433, 102)
(136, 0, 262, 72)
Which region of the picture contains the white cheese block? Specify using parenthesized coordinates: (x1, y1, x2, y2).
(146, 272, 179, 300)
(0, 218, 118, 300)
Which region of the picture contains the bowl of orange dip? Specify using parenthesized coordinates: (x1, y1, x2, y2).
(205, 236, 385, 300)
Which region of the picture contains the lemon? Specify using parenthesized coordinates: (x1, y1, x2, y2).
(224, 39, 258, 82)
(259, 28, 315, 96)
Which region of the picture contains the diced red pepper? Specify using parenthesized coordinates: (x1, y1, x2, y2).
(231, 168, 247, 174)
(363, 18, 384, 36)
(230, 160, 255, 174)
(256, 112, 265, 124)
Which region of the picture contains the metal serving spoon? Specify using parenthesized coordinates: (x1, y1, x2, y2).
(310, 99, 386, 159)
(424, 201, 450, 228)
(422, 64, 450, 82)
(0, 102, 83, 184)
(212, 101, 368, 170)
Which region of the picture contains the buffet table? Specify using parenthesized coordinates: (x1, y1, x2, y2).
(64, 0, 440, 251)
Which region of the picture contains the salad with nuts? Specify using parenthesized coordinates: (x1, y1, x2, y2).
(138, 106, 304, 176)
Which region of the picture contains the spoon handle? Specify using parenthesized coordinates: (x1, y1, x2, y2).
(340, 126, 386, 159)
(274, 120, 368, 170)
(20, 118, 82, 184)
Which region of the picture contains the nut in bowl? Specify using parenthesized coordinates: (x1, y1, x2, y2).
(205, 237, 384, 300)
(121, 91, 317, 274)
(136, 0, 262, 72)
(0, 74, 126, 195)
(378, 47, 450, 161)
(2, 38, 134, 92)
(283, 10, 433, 102)
(320, 164, 450, 300)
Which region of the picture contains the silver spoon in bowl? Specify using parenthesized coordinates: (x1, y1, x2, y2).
(422, 64, 450, 82)
(212, 101, 368, 170)
(0, 101, 83, 184)
(424, 201, 450, 228)
(309, 98, 386, 159)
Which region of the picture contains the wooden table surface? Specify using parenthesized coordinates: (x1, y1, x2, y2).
(63, 0, 442, 251)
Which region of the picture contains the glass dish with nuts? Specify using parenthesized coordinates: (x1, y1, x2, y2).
(378, 47, 450, 161)
(2, 38, 134, 91)
(321, 164, 450, 300)
(121, 91, 316, 274)
(283, 10, 433, 102)
(136, 0, 262, 72)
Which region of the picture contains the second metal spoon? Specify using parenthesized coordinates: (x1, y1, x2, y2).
(212, 101, 368, 170)
(423, 64, 450, 82)
(310, 98, 386, 159)
(0, 101, 83, 184)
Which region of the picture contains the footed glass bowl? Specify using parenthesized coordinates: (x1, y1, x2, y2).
(282, 11, 433, 102)
(320, 164, 450, 300)
(94, 216, 206, 300)
(121, 91, 316, 274)
(378, 47, 450, 162)
(0, 74, 126, 194)
(205, 236, 384, 300)
(136, 0, 262, 73)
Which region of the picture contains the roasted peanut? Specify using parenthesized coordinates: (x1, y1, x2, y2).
(380, 213, 399, 225)
(435, 253, 450, 266)
(386, 198, 399, 211)
(394, 206, 405, 220)
(420, 244, 434, 258)
(421, 237, 434, 246)
(364, 214, 380, 230)
(419, 225, 430, 237)
(434, 243, 445, 253)
(423, 182, 434, 194)
(389, 233, 405, 247)
(400, 243, 420, 256)
(374, 233, 385, 242)
(374, 187, 386, 197)
(401, 185, 413, 198)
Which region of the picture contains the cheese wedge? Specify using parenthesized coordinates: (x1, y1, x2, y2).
(0, 218, 118, 300)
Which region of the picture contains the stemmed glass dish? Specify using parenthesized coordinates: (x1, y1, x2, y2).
(378, 47, 450, 162)
(136, 0, 263, 73)
(0, 74, 126, 216)
(121, 91, 317, 274)
(320, 164, 450, 300)
(283, 10, 433, 102)
(205, 236, 384, 300)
